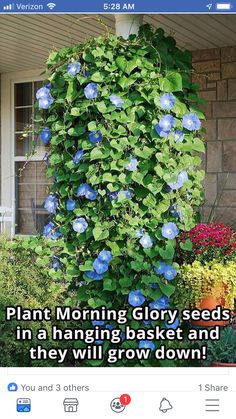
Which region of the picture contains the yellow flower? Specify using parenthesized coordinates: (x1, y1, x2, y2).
(175, 260, 236, 309)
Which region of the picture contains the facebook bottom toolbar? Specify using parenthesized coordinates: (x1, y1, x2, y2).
(0, 368, 234, 418)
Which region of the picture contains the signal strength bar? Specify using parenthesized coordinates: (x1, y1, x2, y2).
(3, 4, 14, 10)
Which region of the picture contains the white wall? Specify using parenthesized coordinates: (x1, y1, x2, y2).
(115, 14, 143, 38)
(1, 69, 43, 235)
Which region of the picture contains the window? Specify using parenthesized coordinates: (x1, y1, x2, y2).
(14, 81, 52, 234)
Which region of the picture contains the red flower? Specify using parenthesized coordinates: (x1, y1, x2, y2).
(178, 222, 236, 261)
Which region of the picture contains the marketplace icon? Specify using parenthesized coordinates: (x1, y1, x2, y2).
(63, 398, 79, 413)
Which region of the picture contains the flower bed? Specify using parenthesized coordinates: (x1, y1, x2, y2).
(175, 222, 236, 327)
(179, 223, 236, 263)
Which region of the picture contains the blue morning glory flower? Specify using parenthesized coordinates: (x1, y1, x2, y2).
(125, 156, 138, 171)
(128, 290, 146, 307)
(178, 170, 188, 184)
(67, 61, 81, 77)
(88, 130, 103, 144)
(155, 115, 175, 137)
(38, 96, 54, 109)
(161, 222, 179, 239)
(43, 221, 54, 237)
(50, 256, 62, 272)
(43, 222, 61, 240)
(73, 150, 84, 164)
(44, 194, 58, 213)
(149, 295, 170, 310)
(39, 127, 52, 145)
(109, 192, 118, 201)
(92, 320, 105, 326)
(77, 183, 98, 200)
(118, 190, 133, 200)
(165, 317, 180, 330)
(84, 82, 98, 99)
(36, 86, 51, 100)
(72, 217, 88, 233)
(83, 70, 91, 77)
(143, 320, 152, 326)
(51, 229, 62, 240)
(154, 261, 167, 275)
(168, 171, 188, 190)
(139, 340, 155, 351)
(167, 179, 183, 191)
(160, 93, 176, 110)
(77, 183, 90, 196)
(139, 234, 153, 249)
(154, 262, 177, 280)
(109, 94, 124, 108)
(170, 203, 184, 222)
(163, 265, 177, 281)
(170, 203, 180, 217)
(174, 130, 185, 143)
(182, 113, 201, 131)
(85, 187, 98, 201)
(98, 250, 113, 263)
(136, 228, 145, 238)
(106, 324, 113, 330)
(151, 283, 158, 289)
(78, 280, 86, 287)
(93, 258, 109, 274)
(66, 198, 76, 211)
(85, 270, 104, 281)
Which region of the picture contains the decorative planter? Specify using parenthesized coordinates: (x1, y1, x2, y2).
(211, 362, 236, 367)
(191, 286, 229, 327)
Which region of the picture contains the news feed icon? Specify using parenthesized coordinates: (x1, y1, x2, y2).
(16, 399, 31, 413)
(8, 383, 18, 392)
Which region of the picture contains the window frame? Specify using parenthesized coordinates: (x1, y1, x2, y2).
(1, 69, 45, 236)
(13, 78, 50, 235)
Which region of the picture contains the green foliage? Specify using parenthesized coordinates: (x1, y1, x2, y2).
(174, 260, 236, 310)
(202, 326, 236, 365)
(36, 24, 205, 366)
(0, 236, 68, 367)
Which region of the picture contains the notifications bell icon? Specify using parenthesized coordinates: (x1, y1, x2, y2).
(159, 398, 173, 413)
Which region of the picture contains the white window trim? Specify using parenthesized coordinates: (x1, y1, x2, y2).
(1, 69, 44, 236)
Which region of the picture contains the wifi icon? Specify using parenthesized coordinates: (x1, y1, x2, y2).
(47, 2, 56, 10)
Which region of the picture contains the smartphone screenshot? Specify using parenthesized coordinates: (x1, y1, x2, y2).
(0, 0, 236, 417)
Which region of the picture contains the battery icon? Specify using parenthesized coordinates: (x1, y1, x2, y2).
(216, 3, 233, 9)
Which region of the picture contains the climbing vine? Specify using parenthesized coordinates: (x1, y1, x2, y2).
(35, 24, 205, 365)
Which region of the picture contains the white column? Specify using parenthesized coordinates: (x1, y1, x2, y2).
(115, 14, 143, 39)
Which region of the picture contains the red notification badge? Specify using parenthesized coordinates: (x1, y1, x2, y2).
(120, 394, 131, 406)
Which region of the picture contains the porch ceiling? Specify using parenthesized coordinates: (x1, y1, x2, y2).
(0, 13, 236, 73)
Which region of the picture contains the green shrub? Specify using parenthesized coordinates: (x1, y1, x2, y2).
(0, 236, 70, 367)
(201, 326, 236, 365)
